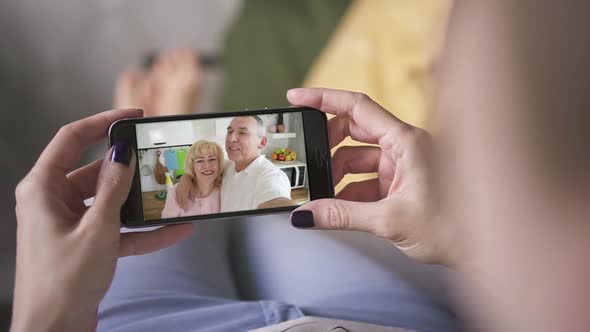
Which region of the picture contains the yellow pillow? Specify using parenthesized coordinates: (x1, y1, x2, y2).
(303, 0, 451, 193)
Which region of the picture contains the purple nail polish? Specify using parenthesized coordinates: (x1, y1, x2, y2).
(291, 210, 315, 228)
(111, 142, 132, 166)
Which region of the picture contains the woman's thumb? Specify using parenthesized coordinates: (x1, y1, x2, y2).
(88, 142, 136, 223)
(290, 198, 385, 233)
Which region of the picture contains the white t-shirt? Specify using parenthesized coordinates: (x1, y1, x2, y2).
(220, 155, 291, 212)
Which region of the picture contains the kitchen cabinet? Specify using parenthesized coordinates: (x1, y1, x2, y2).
(136, 121, 195, 149)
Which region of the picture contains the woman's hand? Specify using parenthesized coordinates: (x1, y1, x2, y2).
(11, 109, 194, 332)
(288, 88, 458, 267)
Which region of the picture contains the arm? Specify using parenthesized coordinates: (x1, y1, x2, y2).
(439, 2, 590, 331)
(11, 109, 193, 331)
(161, 185, 180, 218)
(253, 168, 293, 209)
(174, 174, 193, 211)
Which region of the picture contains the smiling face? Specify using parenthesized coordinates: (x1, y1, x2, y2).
(185, 140, 224, 189)
(193, 148, 219, 186)
(225, 116, 267, 170)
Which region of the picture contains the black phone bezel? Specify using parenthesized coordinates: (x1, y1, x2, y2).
(108, 106, 334, 228)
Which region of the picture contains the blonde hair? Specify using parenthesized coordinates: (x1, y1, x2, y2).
(183, 140, 224, 189)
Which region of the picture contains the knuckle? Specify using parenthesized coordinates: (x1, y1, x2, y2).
(56, 124, 72, 138)
(354, 92, 371, 104)
(14, 170, 55, 222)
(327, 201, 351, 230)
(100, 170, 124, 187)
(332, 148, 351, 173)
(351, 92, 376, 121)
(14, 181, 28, 202)
(342, 161, 352, 176)
(14, 175, 36, 202)
(59, 121, 84, 143)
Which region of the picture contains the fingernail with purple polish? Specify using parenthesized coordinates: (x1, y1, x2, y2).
(111, 142, 132, 166)
(291, 210, 315, 228)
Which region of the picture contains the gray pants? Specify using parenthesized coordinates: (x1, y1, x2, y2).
(99, 214, 461, 332)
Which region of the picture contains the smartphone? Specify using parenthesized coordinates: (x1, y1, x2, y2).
(109, 107, 334, 228)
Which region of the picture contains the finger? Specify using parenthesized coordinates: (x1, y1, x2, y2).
(327, 116, 350, 148)
(287, 88, 409, 145)
(336, 178, 381, 202)
(85, 143, 136, 225)
(332, 145, 381, 185)
(119, 223, 194, 257)
(67, 159, 103, 199)
(35, 108, 142, 176)
(291, 198, 386, 233)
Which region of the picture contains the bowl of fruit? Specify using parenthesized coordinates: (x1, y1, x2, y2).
(271, 148, 297, 163)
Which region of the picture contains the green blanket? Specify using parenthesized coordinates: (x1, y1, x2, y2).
(220, 0, 351, 111)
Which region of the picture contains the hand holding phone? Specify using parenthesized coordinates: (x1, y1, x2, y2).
(12, 109, 193, 331)
(287, 88, 455, 267)
(109, 107, 333, 227)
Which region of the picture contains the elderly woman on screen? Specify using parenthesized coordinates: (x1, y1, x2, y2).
(161, 140, 223, 218)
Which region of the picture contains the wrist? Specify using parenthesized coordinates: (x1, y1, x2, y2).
(429, 213, 468, 270)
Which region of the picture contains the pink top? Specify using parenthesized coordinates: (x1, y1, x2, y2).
(161, 184, 221, 219)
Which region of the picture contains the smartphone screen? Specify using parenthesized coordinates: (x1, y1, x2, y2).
(110, 107, 333, 227)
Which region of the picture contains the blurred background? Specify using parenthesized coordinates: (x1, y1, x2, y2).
(0, 0, 451, 328)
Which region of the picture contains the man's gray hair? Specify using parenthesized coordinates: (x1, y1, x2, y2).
(232, 115, 266, 137)
(249, 115, 265, 137)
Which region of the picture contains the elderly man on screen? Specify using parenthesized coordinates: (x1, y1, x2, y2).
(221, 115, 293, 211)
(176, 115, 293, 212)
